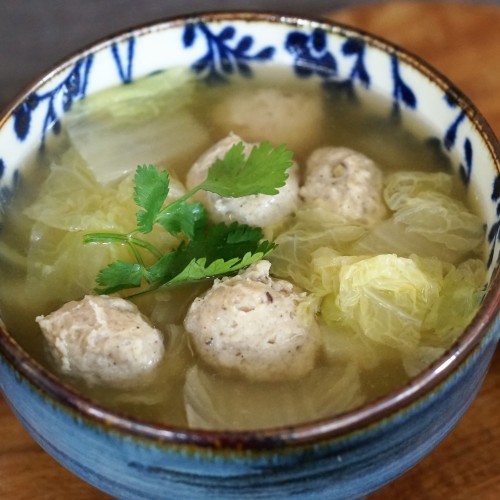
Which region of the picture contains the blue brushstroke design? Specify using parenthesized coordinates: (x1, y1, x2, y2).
(459, 138, 473, 185)
(391, 54, 417, 117)
(342, 38, 370, 88)
(285, 28, 337, 79)
(111, 37, 135, 84)
(487, 176, 500, 268)
(183, 22, 274, 84)
(286, 30, 373, 101)
(444, 111, 466, 150)
(12, 55, 94, 148)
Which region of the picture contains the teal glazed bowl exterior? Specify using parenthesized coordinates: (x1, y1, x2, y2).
(0, 12, 499, 499)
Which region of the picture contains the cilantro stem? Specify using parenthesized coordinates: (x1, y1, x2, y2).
(155, 185, 203, 220)
(83, 232, 163, 260)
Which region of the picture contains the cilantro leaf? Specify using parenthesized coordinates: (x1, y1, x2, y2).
(86, 142, 293, 296)
(134, 164, 170, 233)
(165, 247, 274, 287)
(156, 201, 207, 239)
(200, 141, 294, 197)
(139, 240, 275, 296)
(145, 222, 275, 287)
(197, 222, 266, 263)
(95, 260, 143, 295)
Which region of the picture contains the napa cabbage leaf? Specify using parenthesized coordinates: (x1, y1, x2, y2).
(320, 321, 387, 371)
(383, 171, 454, 210)
(24, 149, 137, 231)
(320, 253, 486, 354)
(269, 200, 367, 291)
(353, 171, 484, 263)
(183, 363, 365, 431)
(323, 254, 443, 351)
(22, 153, 181, 307)
(422, 257, 486, 346)
(64, 68, 211, 185)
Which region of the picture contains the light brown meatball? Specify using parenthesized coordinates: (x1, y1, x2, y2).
(184, 260, 320, 382)
(36, 295, 164, 386)
(212, 87, 325, 155)
(300, 147, 387, 225)
(186, 133, 299, 227)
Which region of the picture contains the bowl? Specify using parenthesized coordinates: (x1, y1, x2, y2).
(0, 11, 499, 500)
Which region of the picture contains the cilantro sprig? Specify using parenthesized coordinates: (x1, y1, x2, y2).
(84, 141, 293, 297)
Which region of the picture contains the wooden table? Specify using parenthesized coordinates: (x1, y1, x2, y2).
(1, 2, 499, 498)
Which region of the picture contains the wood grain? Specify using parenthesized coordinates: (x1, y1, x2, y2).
(1, 3, 499, 499)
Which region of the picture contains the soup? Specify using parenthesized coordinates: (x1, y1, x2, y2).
(0, 68, 486, 430)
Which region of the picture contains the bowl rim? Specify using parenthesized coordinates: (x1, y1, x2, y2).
(0, 10, 499, 451)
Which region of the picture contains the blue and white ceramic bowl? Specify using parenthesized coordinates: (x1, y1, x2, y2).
(0, 12, 499, 500)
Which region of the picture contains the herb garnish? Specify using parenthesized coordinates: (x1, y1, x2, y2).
(84, 141, 293, 297)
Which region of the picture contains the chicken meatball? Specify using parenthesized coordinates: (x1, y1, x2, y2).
(300, 147, 387, 225)
(36, 295, 164, 386)
(184, 260, 319, 382)
(212, 87, 325, 155)
(186, 133, 299, 227)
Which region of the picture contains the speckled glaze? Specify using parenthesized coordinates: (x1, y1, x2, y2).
(0, 12, 499, 500)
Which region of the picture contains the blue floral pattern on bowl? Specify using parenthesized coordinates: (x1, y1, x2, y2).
(183, 22, 275, 83)
(12, 56, 94, 147)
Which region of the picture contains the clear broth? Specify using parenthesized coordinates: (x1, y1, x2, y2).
(0, 68, 484, 429)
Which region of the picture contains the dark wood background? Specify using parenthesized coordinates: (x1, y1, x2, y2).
(1, 2, 499, 499)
